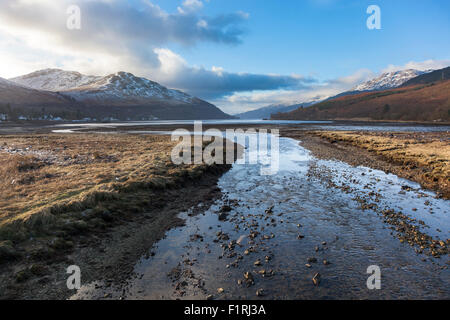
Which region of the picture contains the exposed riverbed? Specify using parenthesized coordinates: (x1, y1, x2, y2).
(72, 136, 449, 300)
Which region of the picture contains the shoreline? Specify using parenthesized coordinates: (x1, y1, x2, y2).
(281, 129, 449, 199)
(1, 119, 450, 136)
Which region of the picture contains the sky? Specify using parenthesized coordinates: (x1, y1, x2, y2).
(0, 0, 449, 114)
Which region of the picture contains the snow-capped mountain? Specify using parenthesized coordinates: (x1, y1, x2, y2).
(0, 77, 19, 89)
(11, 69, 194, 105)
(11, 69, 102, 92)
(236, 100, 319, 119)
(4, 69, 232, 120)
(62, 71, 194, 105)
(352, 69, 431, 92)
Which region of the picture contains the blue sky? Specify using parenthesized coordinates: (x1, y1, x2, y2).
(0, 0, 449, 114)
(160, 0, 450, 80)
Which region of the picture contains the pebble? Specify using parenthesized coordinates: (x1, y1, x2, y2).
(312, 273, 321, 286)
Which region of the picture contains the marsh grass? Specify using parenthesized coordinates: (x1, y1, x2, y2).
(0, 134, 229, 242)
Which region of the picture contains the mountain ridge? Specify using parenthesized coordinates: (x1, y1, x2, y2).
(4, 69, 232, 120)
(351, 69, 429, 92)
(401, 67, 450, 87)
(235, 102, 316, 120)
(271, 66, 450, 122)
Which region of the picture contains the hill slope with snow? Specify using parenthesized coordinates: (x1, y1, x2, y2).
(7, 69, 232, 120)
(272, 66, 450, 122)
(352, 69, 429, 92)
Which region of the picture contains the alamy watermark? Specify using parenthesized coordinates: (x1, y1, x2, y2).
(67, 265, 81, 290)
(170, 121, 280, 175)
(367, 265, 381, 290)
(367, 5, 381, 30)
(67, 5, 81, 30)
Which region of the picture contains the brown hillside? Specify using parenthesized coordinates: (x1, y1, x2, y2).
(272, 80, 450, 122)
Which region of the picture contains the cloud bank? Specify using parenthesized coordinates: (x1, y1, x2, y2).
(382, 59, 450, 73)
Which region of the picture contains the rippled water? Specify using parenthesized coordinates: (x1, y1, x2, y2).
(72, 137, 449, 300)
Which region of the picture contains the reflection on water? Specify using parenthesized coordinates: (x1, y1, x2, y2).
(55, 120, 332, 127)
(72, 137, 449, 300)
(53, 119, 450, 133)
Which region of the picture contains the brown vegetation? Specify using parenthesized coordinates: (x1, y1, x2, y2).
(309, 131, 450, 198)
(272, 80, 450, 122)
(0, 133, 238, 299)
(0, 134, 231, 243)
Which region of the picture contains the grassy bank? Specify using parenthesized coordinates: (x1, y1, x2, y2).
(0, 133, 237, 299)
(308, 131, 450, 198)
(0, 134, 228, 242)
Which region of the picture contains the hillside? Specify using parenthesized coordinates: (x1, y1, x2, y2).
(0, 78, 68, 106)
(5, 69, 232, 121)
(272, 80, 450, 122)
(401, 67, 450, 87)
(352, 69, 428, 92)
(235, 103, 307, 119)
(0, 78, 80, 120)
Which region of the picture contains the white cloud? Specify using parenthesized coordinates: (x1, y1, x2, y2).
(197, 19, 208, 28)
(0, 0, 249, 78)
(211, 66, 224, 76)
(178, 0, 203, 14)
(382, 59, 450, 73)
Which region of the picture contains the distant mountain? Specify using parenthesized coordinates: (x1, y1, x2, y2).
(315, 69, 433, 105)
(235, 103, 308, 120)
(11, 69, 195, 105)
(272, 67, 450, 122)
(238, 70, 432, 121)
(7, 69, 232, 120)
(401, 66, 450, 87)
(352, 69, 429, 92)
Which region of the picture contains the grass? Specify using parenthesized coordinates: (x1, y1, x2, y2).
(0, 134, 230, 242)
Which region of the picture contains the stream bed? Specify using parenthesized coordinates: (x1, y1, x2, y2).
(72, 136, 449, 300)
